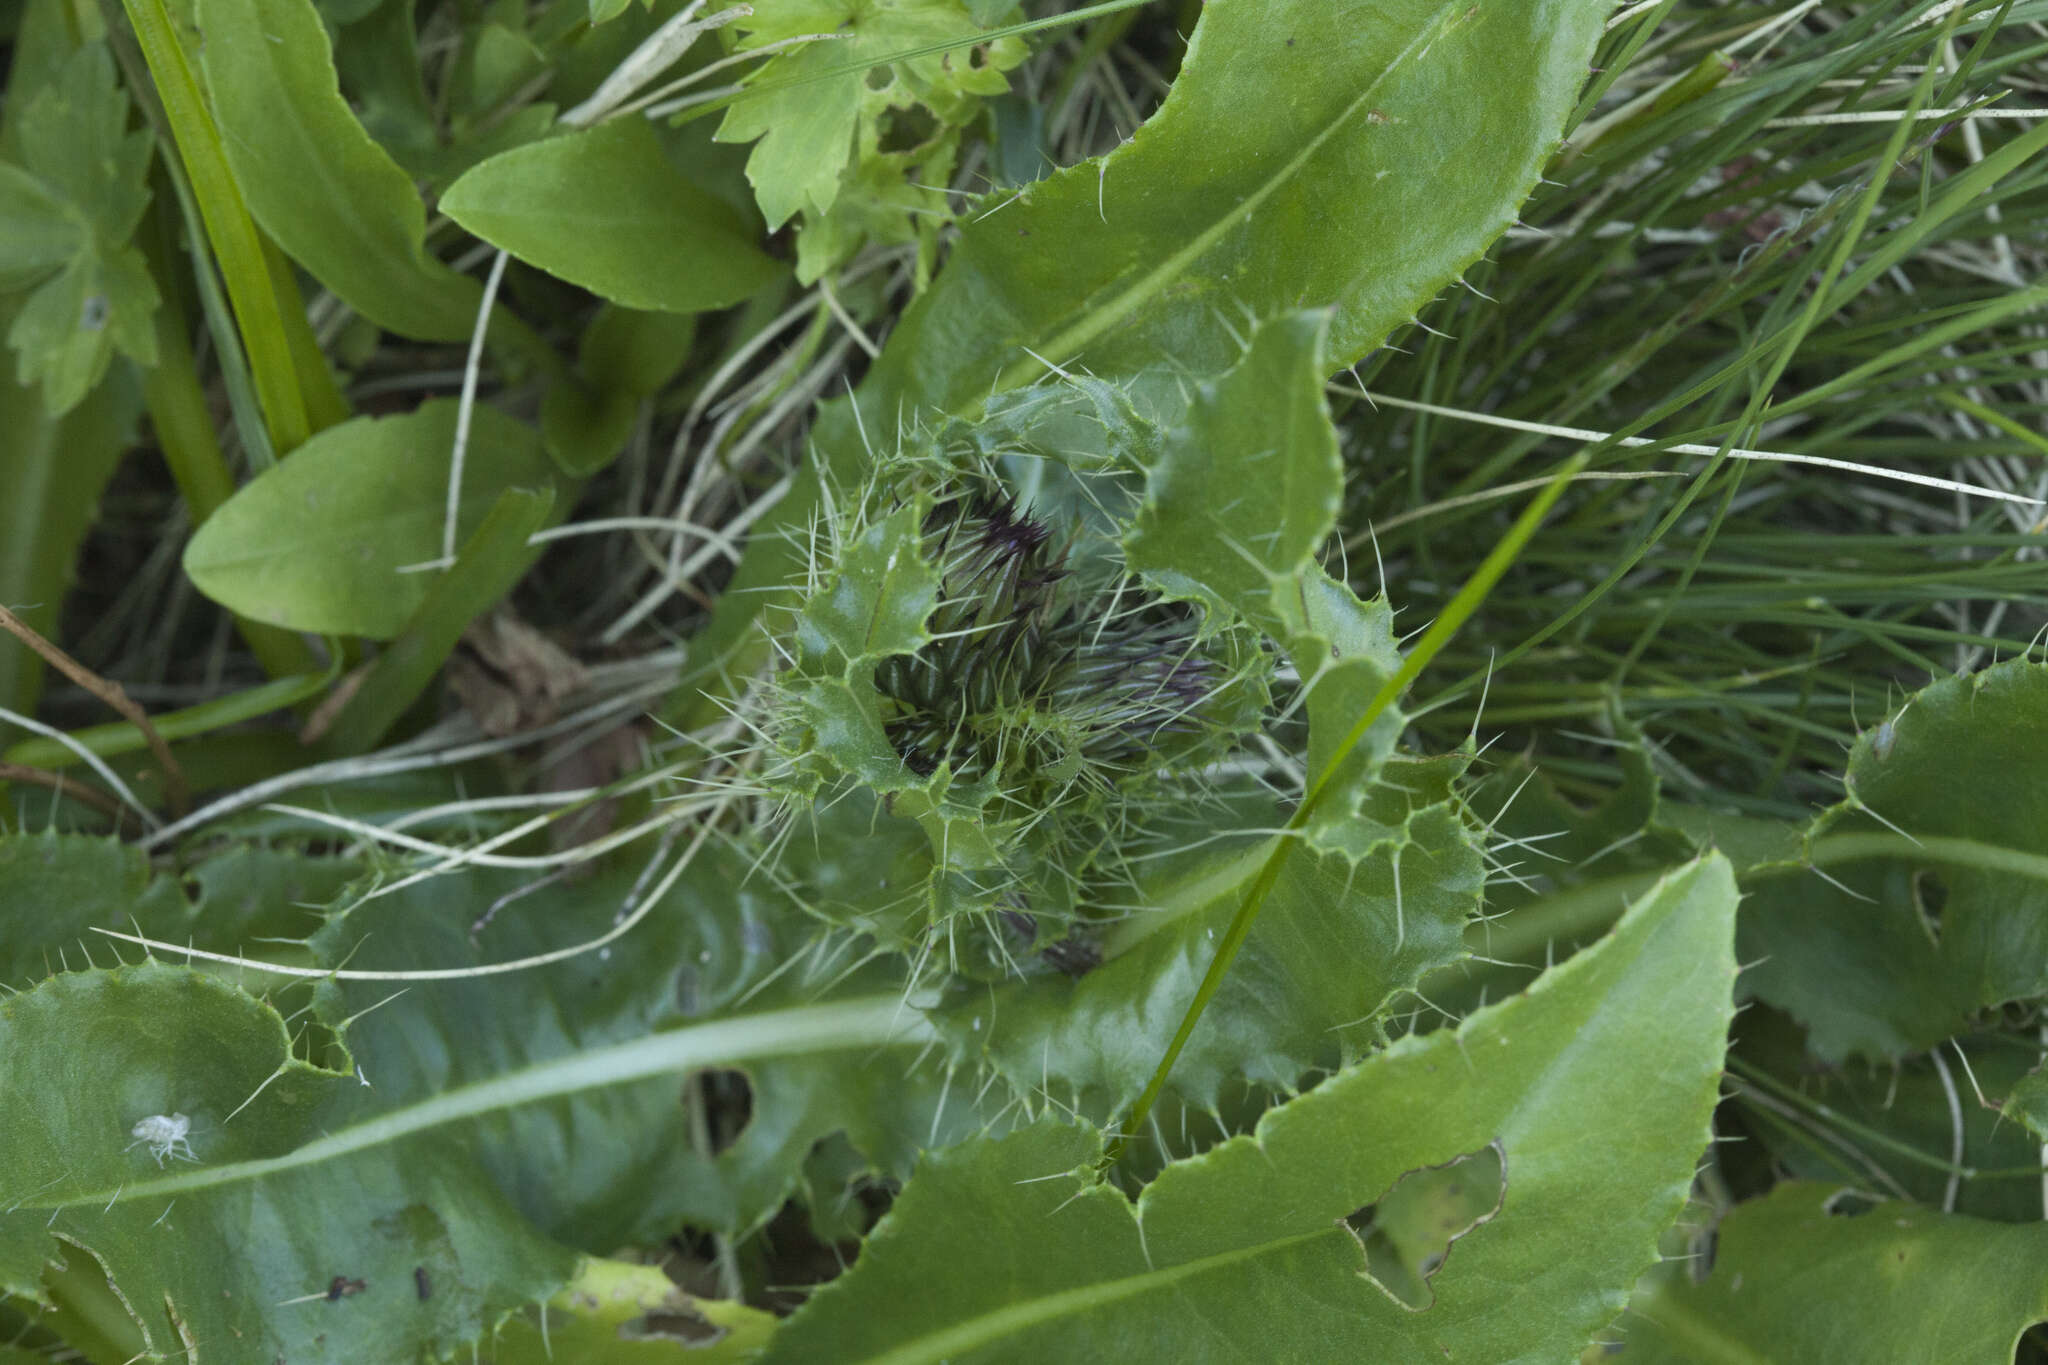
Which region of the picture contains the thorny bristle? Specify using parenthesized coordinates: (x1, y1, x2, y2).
(875, 491, 1226, 792)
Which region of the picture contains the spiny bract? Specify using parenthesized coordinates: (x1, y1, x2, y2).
(760, 397, 1270, 979)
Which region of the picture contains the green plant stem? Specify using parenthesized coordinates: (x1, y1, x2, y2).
(140, 253, 320, 680)
(2, 670, 331, 768)
(1105, 450, 1589, 1167)
(121, 0, 311, 455)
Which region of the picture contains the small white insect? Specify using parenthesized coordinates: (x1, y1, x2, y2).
(126, 1113, 197, 1167)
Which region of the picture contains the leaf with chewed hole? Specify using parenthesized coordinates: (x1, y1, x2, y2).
(0, 963, 577, 1362)
(1739, 659, 2048, 1061)
(0, 829, 970, 1360)
(489, 1256, 774, 1362)
(1612, 1183, 2048, 1364)
(763, 855, 1738, 1363)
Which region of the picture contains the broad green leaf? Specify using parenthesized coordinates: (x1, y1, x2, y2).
(765, 854, 1740, 1363)
(304, 840, 977, 1244)
(1121, 311, 1407, 800)
(442, 118, 782, 315)
(15, 45, 153, 239)
(0, 832, 357, 985)
(0, 164, 81, 286)
(857, 0, 1607, 418)
(0, 840, 952, 1359)
(182, 399, 559, 638)
(1739, 659, 2048, 1060)
(198, 0, 488, 341)
(6, 241, 159, 413)
(0, 834, 183, 982)
(1613, 1184, 2048, 1364)
(0, 964, 578, 1362)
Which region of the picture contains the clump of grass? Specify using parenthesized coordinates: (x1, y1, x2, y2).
(1342, 1, 2048, 817)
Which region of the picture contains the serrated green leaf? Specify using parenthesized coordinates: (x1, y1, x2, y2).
(0, 164, 81, 286)
(1739, 659, 2048, 1061)
(0, 964, 579, 1363)
(1124, 311, 1340, 631)
(939, 764, 1481, 1115)
(0, 842, 954, 1360)
(717, 0, 1016, 227)
(0, 833, 357, 986)
(0, 45, 159, 413)
(1614, 1184, 2048, 1364)
(859, 0, 1607, 418)
(0, 834, 184, 982)
(198, 0, 490, 341)
(793, 501, 943, 673)
(766, 854, 1740, 1363)
(304, 840, 975, 1244)
(2003, 1067, 2048, 1143)
(442, 118, 782, 315)
(182, 399, 559, 638)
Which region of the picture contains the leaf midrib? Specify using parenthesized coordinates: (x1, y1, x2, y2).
(32, 994, 928, 1210)
(848, 1225, 1340, 1365)
(1023, 3, 1463, 382)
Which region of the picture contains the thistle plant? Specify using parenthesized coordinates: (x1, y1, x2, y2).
(761, 403, 1269, 977)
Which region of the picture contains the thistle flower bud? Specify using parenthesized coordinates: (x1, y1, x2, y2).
(768, 457, 1268, 978)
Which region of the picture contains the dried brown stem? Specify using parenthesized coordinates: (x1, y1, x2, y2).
(0, 762, 133, 828)
(0, 603, 188, 817)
